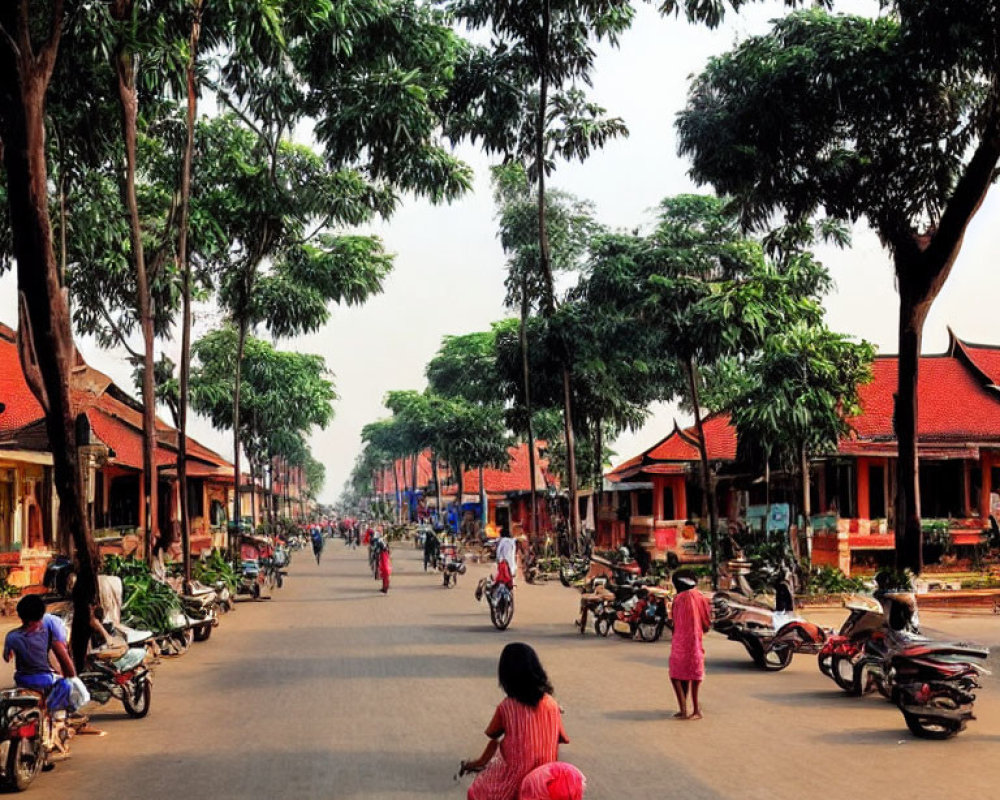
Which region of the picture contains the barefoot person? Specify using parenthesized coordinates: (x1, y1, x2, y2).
(668, 569, 711, 720)
(463, 643, 569, 800)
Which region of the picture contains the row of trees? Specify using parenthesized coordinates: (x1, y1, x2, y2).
(352, 187, 874, 585)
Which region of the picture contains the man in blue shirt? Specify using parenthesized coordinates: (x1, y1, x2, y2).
(4, 595, 76, 692)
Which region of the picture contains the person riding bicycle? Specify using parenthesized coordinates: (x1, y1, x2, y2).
(3, 595, 77, 709)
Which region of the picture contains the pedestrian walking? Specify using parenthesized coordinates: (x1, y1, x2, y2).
(423, 525, 441, 571)
(311, 525, 324, 565)
(377, 540, 392, 593)
(462, 643, 569, 800)
(667, 568, 711, 720)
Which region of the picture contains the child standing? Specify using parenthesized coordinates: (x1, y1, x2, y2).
(463, 643, 569, 800)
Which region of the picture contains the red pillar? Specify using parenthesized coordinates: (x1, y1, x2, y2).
(857, 458, 870, 520)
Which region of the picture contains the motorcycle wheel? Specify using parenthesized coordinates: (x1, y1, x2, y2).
(818, 652, 834, 678)
(251, 582, 261, 600)
(276, 573, 284, 589)
(902, 709, 964, 740)
(123, 679, 152, 719)
(558, 568, 574, 588)
(636, 621, 665, 643)
(760, 643, 794, 671)
(4, 729, 44, 791)
(594, 615, 612, 637)
(193, 622, 213, 642)
(490, 596, 514, 631)
(831, 655, 862, 695)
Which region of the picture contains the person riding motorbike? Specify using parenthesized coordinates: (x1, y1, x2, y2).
(3, 595, 78, 709)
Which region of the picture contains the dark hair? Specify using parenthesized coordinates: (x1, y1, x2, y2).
(16, 594, 46, 624)
(498, 642, 553, 707)
(500, 527, 511, 538)
(672, 568, 698, 593)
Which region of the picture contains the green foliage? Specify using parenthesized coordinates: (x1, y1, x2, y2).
(806, 565, 867, 595)
(190, 326, 335, 473)
(103, 555, 184, 634)
(676, 7, 999, 242)
(192, 550, 239, 594)
(712, 322, 875, 470)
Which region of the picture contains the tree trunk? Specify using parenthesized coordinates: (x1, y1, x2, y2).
(686, 357, 719, 589)
(894, 289, 927, 574)
(177, 0, 203, 585)
(800, 442, 812, 562)
(432, 452, 442, 522)
(0, 0, 99, 670)
(479, 464, 487, 527)
(561, 366, 581, 552)
(111, 11, 159, 560)
(594, 418, 603, 538)
(392, 460, 401, 524)
(411, 453, 419, 523)
(231, 319, 248, 553)
(456, 464, 465, 534)
(520, 282, 539, 540)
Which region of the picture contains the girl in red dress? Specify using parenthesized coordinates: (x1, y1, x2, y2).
(463, 643, 569, 800)
(668, 569, 712, 720)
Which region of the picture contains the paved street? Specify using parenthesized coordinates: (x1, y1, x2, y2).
(15, 543, 1000, 800)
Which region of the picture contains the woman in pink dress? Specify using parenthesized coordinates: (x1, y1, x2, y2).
(463, 643, 569, 800)
(668, 569, 711, 720)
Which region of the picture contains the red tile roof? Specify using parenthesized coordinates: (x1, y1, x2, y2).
(0, 328, 45, 433)
(844, 353, 1000, 443)
(608, 334, 1000, 478)
(449, 442, 555, 495)
(0, 323, 232, 475)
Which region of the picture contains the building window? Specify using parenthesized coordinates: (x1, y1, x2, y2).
(661, 486, 675, 520)
(636, 490, 653, 517)
(919, 461, 965, 518)
(187, 479, 204, 518)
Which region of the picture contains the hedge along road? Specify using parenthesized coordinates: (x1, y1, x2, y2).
(13, 542, 1000, 800)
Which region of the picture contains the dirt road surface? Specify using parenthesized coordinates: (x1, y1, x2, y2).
(15, 543, 1000, 799)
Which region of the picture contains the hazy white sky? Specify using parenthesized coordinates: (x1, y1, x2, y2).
(2, 1, 999, 503)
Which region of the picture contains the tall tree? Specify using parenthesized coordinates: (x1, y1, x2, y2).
(449, 2, 631, 545)
(676, 6, 1000, 572)
(0, 0, 101, 670)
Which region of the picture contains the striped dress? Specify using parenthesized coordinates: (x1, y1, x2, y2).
(468, 695, 568, 800)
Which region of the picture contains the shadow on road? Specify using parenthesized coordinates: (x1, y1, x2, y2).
(604, 708, 676, 722)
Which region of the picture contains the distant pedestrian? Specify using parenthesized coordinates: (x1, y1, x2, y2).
(377, 541, 392, 594)
(311, 525, 324, 565)
(668, 569, 711, 720)
(424, 526, 441, 571)
(463, 643, 568, 800)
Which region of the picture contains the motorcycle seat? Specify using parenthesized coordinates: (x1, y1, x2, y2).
(894, 642, 989, 661)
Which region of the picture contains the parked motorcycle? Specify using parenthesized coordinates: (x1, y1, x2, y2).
(890, 639, 990, 739)
(823, 591, 990, 738)
(79, 642, 152, 718)
(594, 585, 671, 642)
(712, 561, 827, 671)
(181, 581, 221, 642)
(0, 689, 49, 791)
